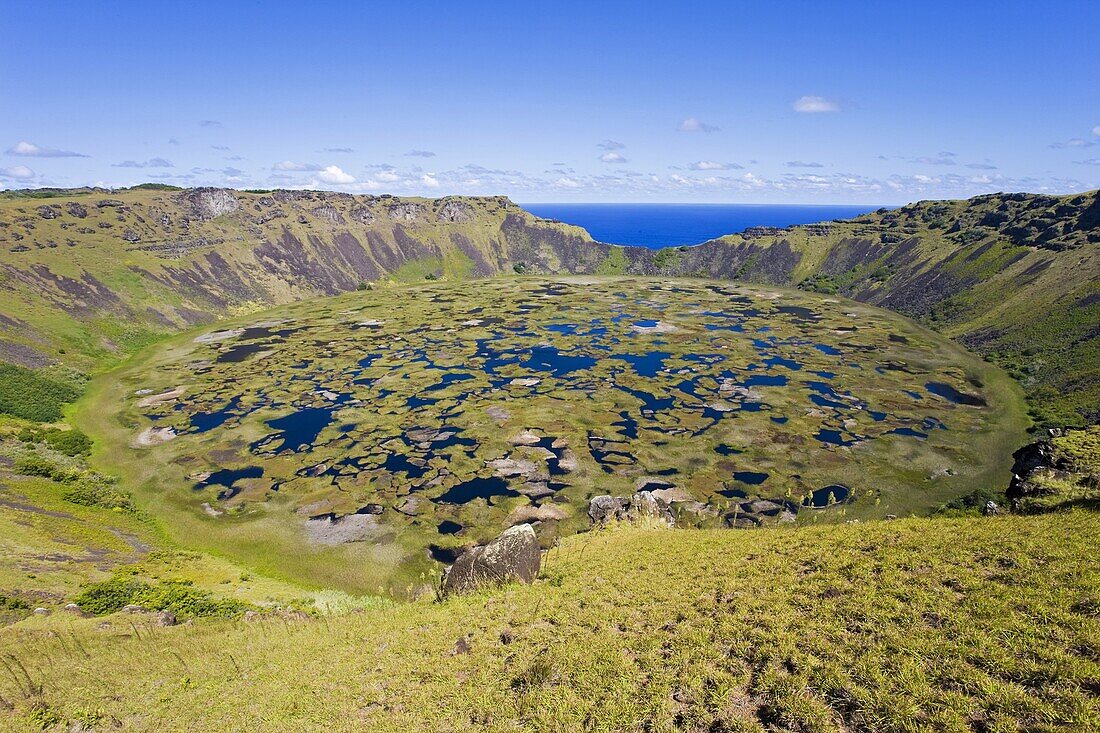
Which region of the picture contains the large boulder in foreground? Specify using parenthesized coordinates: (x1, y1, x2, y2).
(442, 523, 541, 597)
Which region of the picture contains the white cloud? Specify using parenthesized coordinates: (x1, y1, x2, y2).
(599, 152, 627, 163)
(690, 161, 742, 171)
(318, 165, 355, 184)
(1073, 158, 1100, 166)
(405, 149, 436, 158)
(200, 120, 222, 128)
(377, 170, 400, 182)
(344, 180, 384, 192)
(786, 160, 824, 168)
(1049, 138, 1094, 149)
(678, 117, 719, 133)
(597, 140, 625, 150)
(554, 177, 581, 188)
(792, 95, 840, 113)
(273, 160, 322, 172)
(910, 154, 956, 166)
(6, 140, 88, 157)
(0, 165, 35, 179)
(113, 158, 174, 168)
(420, 173, 440, 188)
(966, 162, 998, 170)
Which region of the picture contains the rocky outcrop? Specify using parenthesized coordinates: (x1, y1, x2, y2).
(442, 523, 541, 597)
(311, 205, 346, 225)
(1008, 432, 1073, 509)
(176, 188, 240, 220)
(386, 202, 423, 221)
(437, 199, 473, 223)
(724, 499, 798, 528)
(1006, 426, 1100, 513)
(1008, 437, 1063, 502)
(588, 491, 675, 527)
(349, 206, 375, 225)
(507, 504, 567, 525)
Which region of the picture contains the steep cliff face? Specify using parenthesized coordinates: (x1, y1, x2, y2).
(1, 185, 1097, 425)
(0, 188, 594, 371)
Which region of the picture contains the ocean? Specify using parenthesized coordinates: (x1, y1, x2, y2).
(520, 203, 882, 248)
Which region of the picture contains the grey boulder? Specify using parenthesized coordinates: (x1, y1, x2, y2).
(443, 523, 541, 597)
(588, 491, 675, 527)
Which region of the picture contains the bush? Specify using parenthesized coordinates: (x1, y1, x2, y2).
(0, 364, 81, 421)
(11, 453, 135, 511)
(72, 577, 150, 615)
(936, 487, 1003, 515)
(652, 248, 683, 271)
(62, 475, 135, 512)
(73, 576, 251, 618)
(44, 428, 93, 456)
(126, 183, 183, 191)
(13, 453, 61, 478)
(0, 593, 30, 612)
(17, 426, 93, 456)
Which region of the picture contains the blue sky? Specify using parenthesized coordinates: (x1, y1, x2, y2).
(2, 1, 1098, 203)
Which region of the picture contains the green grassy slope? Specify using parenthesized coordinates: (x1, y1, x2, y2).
(1, 512, 1096, 732)
(0, 417, 322, 623)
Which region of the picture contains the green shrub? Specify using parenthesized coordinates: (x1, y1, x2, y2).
(11, 453, 135, 511)
(595, 247, 629, 275)
(16, 426, 93, 456)
(936, 487, 1003, 515)
(62, 475, 135, 512)
(73, 577, 150, 615)
(44, 428, 92, 456)
(13, 453, 61, 478)
(0, 363, 81, 421)
(0, 593, 30, 612)
(74, 577, 251, 618)
(126, 183, 183, 191)
(800, 275, 839, 294)
(652, 248, 683, 271)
